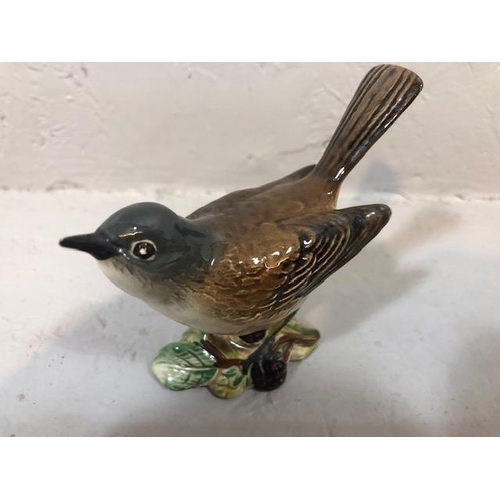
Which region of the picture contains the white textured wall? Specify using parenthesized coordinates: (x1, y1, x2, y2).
(1, 62, 499, 198)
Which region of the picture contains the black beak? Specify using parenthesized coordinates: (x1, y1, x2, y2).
(59, 233, 119, 260)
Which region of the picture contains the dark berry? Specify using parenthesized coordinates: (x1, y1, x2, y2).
(251, 359, 287, 391)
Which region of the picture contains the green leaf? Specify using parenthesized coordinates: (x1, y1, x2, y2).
(151, 342, 217, 391)
(207, 366, 249, 399)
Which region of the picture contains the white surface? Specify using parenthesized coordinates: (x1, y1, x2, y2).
(1, 189, 499, 436)
(1, 62, 500, 199)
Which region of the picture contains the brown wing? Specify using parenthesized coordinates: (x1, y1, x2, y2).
(187, 164, 315, 219)
(197, 204, 391, 328)
(274, 204, 391, 305)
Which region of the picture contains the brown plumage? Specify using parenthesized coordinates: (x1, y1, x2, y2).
(181, 64, 423, 333)
(61, 64, 423, 335)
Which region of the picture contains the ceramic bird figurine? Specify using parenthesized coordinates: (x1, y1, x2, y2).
(61, 64, 423, 397)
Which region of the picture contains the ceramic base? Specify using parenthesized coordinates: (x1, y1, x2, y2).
(151, 313, 320, 398)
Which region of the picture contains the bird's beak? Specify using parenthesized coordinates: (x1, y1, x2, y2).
(59, 233, 119, 260)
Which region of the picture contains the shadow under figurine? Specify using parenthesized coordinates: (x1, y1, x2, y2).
(60, 64, 423, 398)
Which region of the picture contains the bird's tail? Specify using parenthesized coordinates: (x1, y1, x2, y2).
(312, 64, 423, 185)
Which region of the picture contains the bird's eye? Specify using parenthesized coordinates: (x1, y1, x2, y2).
(131, 240, 157, 261)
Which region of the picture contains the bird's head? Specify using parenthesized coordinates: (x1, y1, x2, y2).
(59, 202, 208, 298)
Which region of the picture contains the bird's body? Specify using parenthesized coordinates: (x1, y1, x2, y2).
(61, 64, 423, 336)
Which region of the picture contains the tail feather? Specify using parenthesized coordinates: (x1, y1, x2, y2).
(313, 64, 423, 184)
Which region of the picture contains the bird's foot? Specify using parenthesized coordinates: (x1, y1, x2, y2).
(151, 314, 320, 399)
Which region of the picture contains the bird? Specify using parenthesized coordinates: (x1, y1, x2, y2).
(60, 64, 423, 337)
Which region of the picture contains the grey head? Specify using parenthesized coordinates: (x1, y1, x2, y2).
(60, 202, 210, 297)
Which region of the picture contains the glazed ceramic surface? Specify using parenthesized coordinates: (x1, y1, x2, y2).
(60, 64, 423, 397)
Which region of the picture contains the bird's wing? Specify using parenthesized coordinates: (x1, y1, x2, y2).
(187, 164, 315, 219)
(274, 204, 391, 303)
(204, 204, 391, 327)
